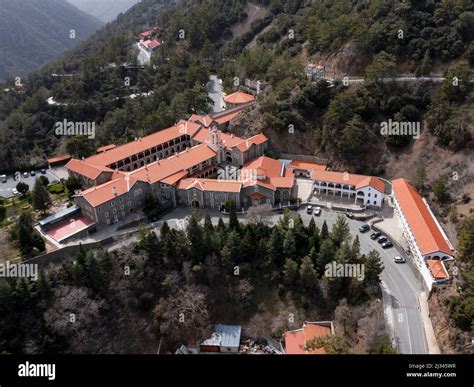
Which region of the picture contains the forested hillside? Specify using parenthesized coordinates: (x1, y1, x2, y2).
(0, 0, 472, 355)
(0, 0, 103, 81)
(67, 0, 140, 23)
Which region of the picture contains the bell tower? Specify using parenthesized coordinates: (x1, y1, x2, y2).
(207, 126, 224, 164)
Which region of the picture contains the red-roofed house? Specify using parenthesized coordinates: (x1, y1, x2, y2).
(141, 39, 162, 52)
(392, 178, 454, 290)
(284, 322, 335, 354)
(223, 91, 255, 108)
(312, 170, 386, 208)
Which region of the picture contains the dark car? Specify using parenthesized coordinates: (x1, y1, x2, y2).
(382, 241, 393, 249)
(370, 232, 381, 240)
(359, 224, 370, 233)
(40, 169, 47, 174)
(30, 171, 35, 176)
(377, 236, 388, 244)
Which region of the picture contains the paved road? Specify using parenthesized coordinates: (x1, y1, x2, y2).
(106, 205, 429, 353)
(207, 75, 225, 113)
(0, 167, 67, 198)
(136, 43, 151, 65)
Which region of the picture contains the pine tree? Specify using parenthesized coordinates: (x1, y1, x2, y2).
(228, 201, 241, 234)
(364, 250, 384, 289)
(283, 228, 297, 260)
(317, 239, 335, 275)
(320, 220, 329, 240)
(32, 178, 52, 214)
(299, 256, 319, 292)
(330, 215, 350, 247)
(283, 258, 299, 287)
(187, 214, 204, 264)
(350, 236, 360, 262)
(36, 271, 52, 299)
(267, 227, 284, 266)
(308, 217, 316, 236)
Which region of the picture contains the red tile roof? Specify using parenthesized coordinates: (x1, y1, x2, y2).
(427, 259, 449, 280)
(80, 176, 138, 207)
(236, 133, 268, 152)
(84, 122, 202, 167)
(192, 127, 248, 150)
(312, 170, 385, 192)
(177, 178, 242, 193)
(224, 91, 255, 104)
(392, 178, 454, 256)
(241, 157, 293, 191)
(48, 155, 71, 165)
(66, 159, 114, 180)
(284, 322, 333, 354)
(289, 160, 327, 172)
(130, 144, 216, 184)
(96, 144, 116, 153)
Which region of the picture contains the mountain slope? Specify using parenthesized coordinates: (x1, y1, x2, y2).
(66, 0, 140, 23)
(0, 0, 103, 81)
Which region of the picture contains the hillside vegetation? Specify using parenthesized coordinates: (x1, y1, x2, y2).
(0, 0, 103, 81)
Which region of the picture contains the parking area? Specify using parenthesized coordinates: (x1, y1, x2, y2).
(0, 167, 68, 198)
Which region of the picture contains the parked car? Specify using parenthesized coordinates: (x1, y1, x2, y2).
(30, 171, 36, 176)
(382, 241, 393, 249)
(394, 256, 406, 263)
(12, 188, 19, 196)
(1, 175, 6, 183)
(306, 205, 313, 214)
(370, 232, 381, 240)
(378, 236, 388, 244)
(359, 224, 370, 233)
(23, 172, 28, 178)
(40, 169, 47, 174)
(314, 207, 321, 216)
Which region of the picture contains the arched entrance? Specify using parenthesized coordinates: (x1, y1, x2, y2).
(191, 200, 200, 208)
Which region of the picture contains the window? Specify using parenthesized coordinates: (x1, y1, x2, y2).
(375, 194, 378, 198)
(98, 208, 101, 212)
(105, 212, 109, 218)
(368, 193, 371, 197)
(374, 201, 376, 205)
(113, 208, 117, 214)
(128, 201, 132, 207)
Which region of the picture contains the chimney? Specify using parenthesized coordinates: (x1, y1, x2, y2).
(112, 186, 117, 196)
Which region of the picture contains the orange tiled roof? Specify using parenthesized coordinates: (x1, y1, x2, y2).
(84, 122, 202, 167)
(192, 127, 247, 150)
(130, 144, 216, 184)
(96, 144, 116, 153)
(189, 114, 214, 127)
(242, 156, 284, 178)
(80, 176, 138, 207)
(312, 170, 385, 192)
(355, 176, 385, 193)
(284, 322, 332, 354)
(235, 133, 268, 152)
(392, 178, 453, 256)
(241, 156, 293, 191)
(213, 110, 241, 124)
(224, 91, 255, 104)
(177, 178, 242, 193)
(66, 159, 114, 180)
(427, 259, 449, 280)
(48, 155, 71, 164)
(289, 160, 327, 172)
